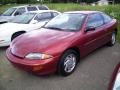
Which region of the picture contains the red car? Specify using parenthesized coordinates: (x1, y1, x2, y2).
(6, 11, 117, 76)
(108, 63, 120, 90)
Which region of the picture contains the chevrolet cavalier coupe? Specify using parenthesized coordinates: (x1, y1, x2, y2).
(6, 11, 117, 76)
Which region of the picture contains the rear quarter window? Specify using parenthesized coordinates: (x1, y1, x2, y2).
(101, 13, 112, 24)
(87, 13, 104, 28)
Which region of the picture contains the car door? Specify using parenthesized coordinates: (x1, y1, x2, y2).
(81, 13, 106, 56)
(101, 13, 114, 43)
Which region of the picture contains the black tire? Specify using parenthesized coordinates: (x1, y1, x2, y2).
(58, 49, 79, 76)
(107, 31, 116, 46)
(11, 32, 25, 41)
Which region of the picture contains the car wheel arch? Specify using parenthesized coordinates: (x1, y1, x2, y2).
(115, 28, 118, 35)
(63, 47, 80, 57)
(56, 47, 80, 76)
(57, 46, 81, 66)
(11, 31, 26, 41)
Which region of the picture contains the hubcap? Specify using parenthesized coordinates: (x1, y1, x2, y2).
(112, 33, 116, 45)
(64, 54, 77, 73)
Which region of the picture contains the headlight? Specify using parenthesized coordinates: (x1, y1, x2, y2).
(25, 53, 53, 60)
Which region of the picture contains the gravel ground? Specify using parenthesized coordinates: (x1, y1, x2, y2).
(0, 44, 120, 90)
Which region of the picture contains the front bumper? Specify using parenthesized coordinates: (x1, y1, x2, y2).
(0, 40, 10, 47)
(6, 48, 59, 75)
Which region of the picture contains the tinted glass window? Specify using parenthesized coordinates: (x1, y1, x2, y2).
(44, 13, 86, 31)
(101, 13, 112, 23)
(87, 13, 104, 28)
(34, 14, 42, 21)
(27, 7, 37, 11)
(14, 7, 26, 16)
(38, 6, 48, 10)
(2, 8, 16, 16)
(35, 12, 52, 21)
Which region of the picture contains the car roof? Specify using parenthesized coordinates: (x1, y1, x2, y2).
(12, 5, 48, 8)
(27, 10, 60, 14)
(64, 11, 102, 15)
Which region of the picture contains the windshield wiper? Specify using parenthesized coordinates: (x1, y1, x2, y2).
(43, 27, 64, 31)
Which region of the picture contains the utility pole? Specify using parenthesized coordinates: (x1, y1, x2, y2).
(113, 0, 115, 4)
(76, 0, 79, 3)
(37, 0, 43, 4)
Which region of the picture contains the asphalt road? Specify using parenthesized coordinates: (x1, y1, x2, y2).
(0, 44, 120, 90)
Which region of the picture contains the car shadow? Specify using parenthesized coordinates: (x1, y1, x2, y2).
(0, 46, 9, 50)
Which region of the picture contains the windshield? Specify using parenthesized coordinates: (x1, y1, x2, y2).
(44, 13, 86, 31)
(10, 13, 36, 24)
(113, 69, 120, 90)
(2, 8, 17, 16)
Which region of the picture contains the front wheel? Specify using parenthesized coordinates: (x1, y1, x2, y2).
(107, 31, 116, 46)
(58, 50, 79, 76)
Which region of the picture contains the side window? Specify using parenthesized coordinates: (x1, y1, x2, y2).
(14, 7, 26, 16)
(38, 6, 48, 10)
(35, 12, 52, 21)
(34, 14, 42, 21)
(27, 6, 37, 11)
(101, 13, 112, 24)
(87, 13, 104, 28)
(52, 12, 59, 17)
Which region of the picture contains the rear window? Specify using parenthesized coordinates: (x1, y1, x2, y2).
(27, 6, 37, 11)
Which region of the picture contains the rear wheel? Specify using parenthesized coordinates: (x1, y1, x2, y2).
(107, 31, 116, 46)
(58, 50, 79, 76)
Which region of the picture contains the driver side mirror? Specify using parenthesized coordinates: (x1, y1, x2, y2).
(85, 26, 95, 32)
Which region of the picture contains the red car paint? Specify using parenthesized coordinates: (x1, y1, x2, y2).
(108, 63, 120, 90)
(6, 11, 117, 75)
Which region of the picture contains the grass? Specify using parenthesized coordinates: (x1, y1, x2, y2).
(117, 25, 120, 42)
(0, 3, 120, 42)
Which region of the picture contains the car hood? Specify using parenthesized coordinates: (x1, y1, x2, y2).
(0, 16, 13, 23)
(11, 28, 76, 57)
(0, 23, 42, 37)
